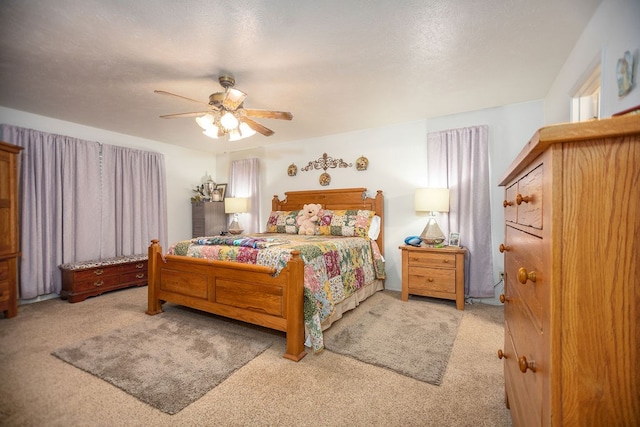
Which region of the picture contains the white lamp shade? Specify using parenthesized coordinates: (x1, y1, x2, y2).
(224, 197, 250, 214)
(415, 188, 450, 213)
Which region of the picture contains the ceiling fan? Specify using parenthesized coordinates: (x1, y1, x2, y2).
(155, 75, 293, 141)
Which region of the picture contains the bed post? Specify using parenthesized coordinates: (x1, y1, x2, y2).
(146, 239, 163, 315)
(283, 250, 307, 361)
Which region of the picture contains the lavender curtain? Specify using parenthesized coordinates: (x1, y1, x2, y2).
(427, 125, 494, 298)
(228, 158, 260, 233)
(1, 124, 167, 299)
(101, 144, 168, 257)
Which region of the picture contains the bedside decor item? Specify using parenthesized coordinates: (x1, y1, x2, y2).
(355, 155, 369, 171)
(203, 179, 216, 200)
(215, 183, 227, 201)
(224, 197, 249, 234)
(415, 187, 450, 246)
(449, 232, 460, 247)
(287, 163, 297, 176)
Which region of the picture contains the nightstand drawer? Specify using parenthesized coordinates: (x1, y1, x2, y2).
(406, 251, 456, 268)
(408, 266, 455, 293)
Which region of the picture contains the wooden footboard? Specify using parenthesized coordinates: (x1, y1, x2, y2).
(146, 239, 306, 361)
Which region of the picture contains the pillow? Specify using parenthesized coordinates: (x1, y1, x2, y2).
(368, 215, 381, 240)
(266, 210, 300, 234)
(318, 209, 376, 237)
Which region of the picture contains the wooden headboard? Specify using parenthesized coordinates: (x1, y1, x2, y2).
(272, 187, 384, 255)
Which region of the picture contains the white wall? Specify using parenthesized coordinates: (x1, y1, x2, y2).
(546, 0, 640, 123)
(220, 101, 545, 292)
(0, 106, 216, 246)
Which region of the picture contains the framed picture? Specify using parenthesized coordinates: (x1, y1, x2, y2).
(215, 183, 227, 201)
(449, 232, 460, 247)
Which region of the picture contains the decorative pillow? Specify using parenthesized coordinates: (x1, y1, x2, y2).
(318, 209, 376, 237)
(266, 210, 300, 234)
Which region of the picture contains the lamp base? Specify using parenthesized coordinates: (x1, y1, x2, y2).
(420, 216, 445, 247)
(228, 218, 243, 235)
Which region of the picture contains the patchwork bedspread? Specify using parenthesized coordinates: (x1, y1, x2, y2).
(167, 233, 386, 351)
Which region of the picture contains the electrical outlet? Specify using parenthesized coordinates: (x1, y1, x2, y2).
(499, 271, 505, 281)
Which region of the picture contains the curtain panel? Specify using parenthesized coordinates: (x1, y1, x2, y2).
(228, 158, 260, 233)
(427, 125, 494, 298)
(1, 124, 167, 299)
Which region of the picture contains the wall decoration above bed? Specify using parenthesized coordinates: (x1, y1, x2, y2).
(355, 155, 369, 171)
(301, 152, 352, 187)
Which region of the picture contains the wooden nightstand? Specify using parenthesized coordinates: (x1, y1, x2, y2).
(399, 245, 467, 310)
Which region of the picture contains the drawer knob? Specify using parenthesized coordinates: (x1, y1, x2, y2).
(136, 263, 144, 269)
(428, 277, 434, 282)
(497, 349, 507, 359)
(499, 294, 506, 304)
(94, 280, 104, 287)
(442, 259, 450, 264)
(518, 355, 536, 373)
(516, 193, 532, 205)
(94, 269, 104, 276)
(499, 243, 510, 253)
(503, 200, 513, 208)
(517, 267, 537, 284)
(136, 273, 144, 279)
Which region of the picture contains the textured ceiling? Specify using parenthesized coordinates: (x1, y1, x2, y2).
(0, 0, 602, 153)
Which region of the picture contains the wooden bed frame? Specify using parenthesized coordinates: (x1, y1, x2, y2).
(146, 187, 384, 362)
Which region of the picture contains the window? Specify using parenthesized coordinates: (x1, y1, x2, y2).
(571, 63, 601, 122)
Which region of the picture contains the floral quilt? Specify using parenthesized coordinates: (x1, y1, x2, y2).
(167, 233, 386, 352)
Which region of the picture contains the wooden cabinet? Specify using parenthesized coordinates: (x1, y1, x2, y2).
(59, 255, 148, 303)
(0, 142, 22, 319)
(192, 201, 227, 237)
(399, 245, 467, 310)
(498, 115, 640, 426)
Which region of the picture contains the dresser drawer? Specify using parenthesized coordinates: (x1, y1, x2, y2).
(121, 270, 147, 283)
(406, 251, 456, 268)
(505, 226, 545, 332)
(516, 164, 543, 229)
(503, 162, 543, 230)
(73, 275, 122, 292)
(504, 321, 542, 427)
(73, 265, 121, 281)
(0, 279, 9, 303)
(121, 260, 147, 273)
(408, 266, 456, 294)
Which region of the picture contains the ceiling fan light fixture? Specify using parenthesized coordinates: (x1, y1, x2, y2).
(223, 88, 247, 110)
(227, 128, 244, 141)
(202, 125, 220, 139)
(195, 113, 215, 130)
(220, 111, 239, 130)
(238, 122, 256, 138)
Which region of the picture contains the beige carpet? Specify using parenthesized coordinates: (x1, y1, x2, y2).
(0, 287, 512, 426)
(52, 305, 274, 414)
(324, 295, 462, 385)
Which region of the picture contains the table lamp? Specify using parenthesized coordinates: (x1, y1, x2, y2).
(414, 188, 449, 246)
(224, 197, 249, 234)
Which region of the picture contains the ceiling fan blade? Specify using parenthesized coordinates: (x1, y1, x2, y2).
(241, 117, 274, 136)
(243, 109, 293, 120)
(222, 87, 247, 111)
(160, 111, 210, 119)
(154, 90, 209, 106)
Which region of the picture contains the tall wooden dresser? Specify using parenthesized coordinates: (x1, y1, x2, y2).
(192, 201, 227, 237)
(498, 115, 639, 426)
(0, 142, 22, 318)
